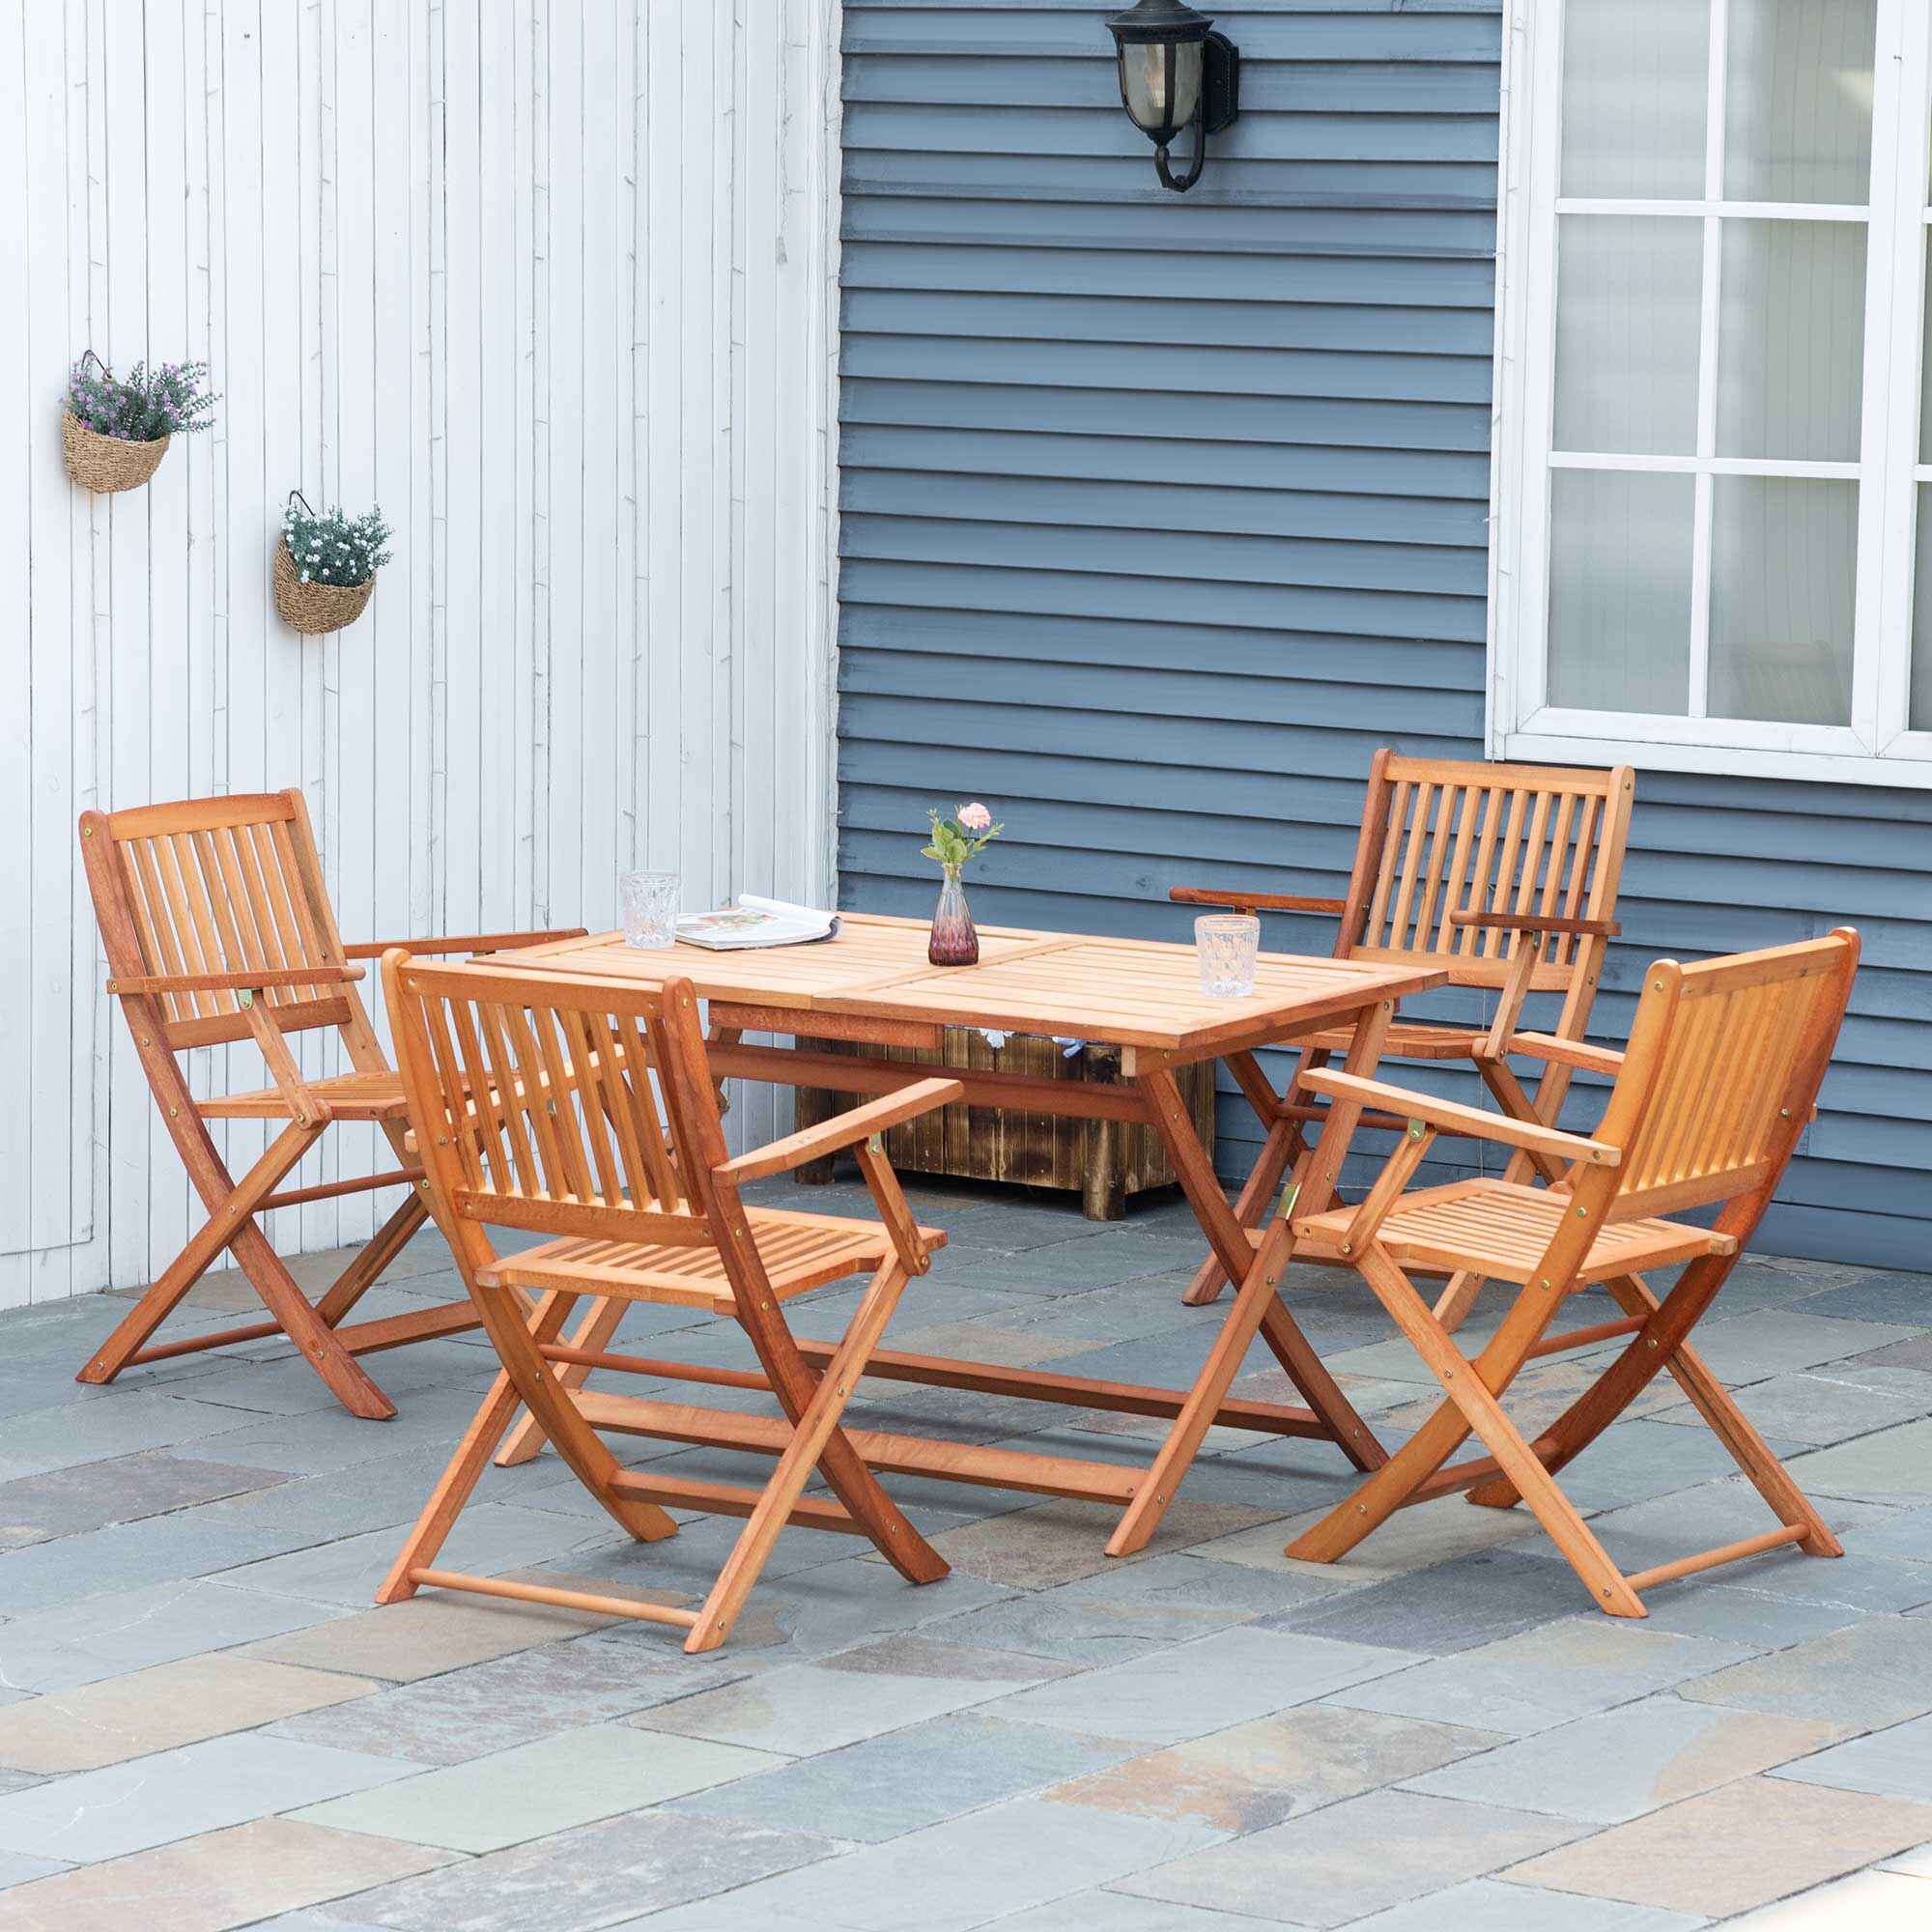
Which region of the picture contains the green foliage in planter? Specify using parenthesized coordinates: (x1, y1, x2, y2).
(68, 356, 218, 441)
(282, 501, 394, 588)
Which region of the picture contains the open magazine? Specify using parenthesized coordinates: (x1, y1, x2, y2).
(674, 895, 841, 952)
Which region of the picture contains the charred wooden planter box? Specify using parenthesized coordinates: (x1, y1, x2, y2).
(790, 1029, 1216, 1221)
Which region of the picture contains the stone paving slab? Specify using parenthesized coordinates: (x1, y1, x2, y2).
(220, 1501, 613, 1608)
(0, 1817, 455, 1932)
(668, 1707, 1134, 1843)
(241, 1590, 632, 1683)
(266, 1635, 745, 1765)
(1647, 1365, 1932, 1446)
(583, 1548, 1019, 1666)
(1402, 1694, 1850, 1823)
(1330, 1620, 1755, 1737)
(1342, 1878, 1709, 1929)
(1192, 1486, 1541, 1581)
(0, 1654, 373, 1775)
(322, 1807, 837, 1929)
(0, 1578, 346, 1694)
(0, 1390, 258, 1484)
(294, 1721, 778, 1854)
(1678, 1615, 1932, 1730)
(0, 1731, 423, 1864)
(1785, 1271, 1932, 1327)
(1651, 1309, 1918, 1383)
(985, 1626, 1419, 1747)
(632, 1656, 1034, 1756)
(1263, 1548, 1610, 1656)
(917, 1558, 1349, 1670)
(977, 1896, 1301, 1932)
(1117, 1785, 1585, 1928)
(1500, 1776, 1932, 1919)
(901, 1495, 1289, 1591)
(655, 1794, 1227, 1932)
(1771, 1711, 1932, 1803)
(1045, 1702, 1503, 1834)
(0, 1857, 64, 1895)
(1785, 1418, 1932, 1505)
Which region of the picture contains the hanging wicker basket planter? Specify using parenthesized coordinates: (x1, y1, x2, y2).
(62, 349, 215, 494)
(63, 412, 170, 494)
(274, 491, 381, 635)
(62, 352, 171, 494)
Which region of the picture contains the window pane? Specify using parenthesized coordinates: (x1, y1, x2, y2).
(1548, 470, 1694, 714)
(1709, 477, 1856, 725)
(1716, 220, 1865, 462)
(1554, 216, 1702, 456)
(1915, 491, 1932, 731)
(1561, 0, 1708, 198)
(1724, 0, 1875, 205)
(1921, 250, 1932, 466)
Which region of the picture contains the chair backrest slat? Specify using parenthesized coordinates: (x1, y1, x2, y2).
(1600, 932, 1857, 1222)
(1344, 756, 1635, 997)
(387, 957, 719, 1253)
(86, 792, 355, 1050)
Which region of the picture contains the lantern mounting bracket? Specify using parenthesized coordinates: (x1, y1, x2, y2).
(1155, 31, 1237, 192)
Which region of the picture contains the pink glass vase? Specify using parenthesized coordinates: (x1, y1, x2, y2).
(927, 863, 979, 966)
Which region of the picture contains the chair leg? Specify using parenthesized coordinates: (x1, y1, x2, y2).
(78, 1121, 323, 1385)
(688, 1260, 945, 1653)
(469, 1284, 683, 1548)
(377, 1289, 675, 1605)
(496, 1293, 628, 1467)
(1467, 1267, 1841, 1558)
(731, 1261, 949, 1596)
(1290, 1250, 1646, 1618)
(1432, 1271, 1489, 1330)
(315, 1188, 432, 1326)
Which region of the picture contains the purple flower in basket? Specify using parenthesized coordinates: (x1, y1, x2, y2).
(66, 356, 218, 442)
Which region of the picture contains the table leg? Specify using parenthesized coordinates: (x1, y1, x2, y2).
(1180, 1047, 1318, 1308)
(1112, 1011, 1395, 1554)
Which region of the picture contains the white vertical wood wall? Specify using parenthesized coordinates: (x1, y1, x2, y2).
(0, 0, 843, 1307)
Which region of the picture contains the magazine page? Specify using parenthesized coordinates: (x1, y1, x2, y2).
(674, 895, 840, 952)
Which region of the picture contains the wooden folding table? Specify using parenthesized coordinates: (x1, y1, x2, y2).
(471, 915, 1444, 1555)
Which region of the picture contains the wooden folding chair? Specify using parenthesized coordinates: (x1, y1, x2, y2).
(77, 791, 582, 1418)
(1277, 929, 1860, 1617)
(1172, 752, 1635, 1323)
(378, 952, 962, 1652)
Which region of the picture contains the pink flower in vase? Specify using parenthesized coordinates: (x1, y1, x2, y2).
(922, 802, 1003, 967)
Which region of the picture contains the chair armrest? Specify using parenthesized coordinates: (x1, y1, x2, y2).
(1169, 887, 1347, 917)
(1509, 1032, 1626, 1076)
(343, 927, 587, 960)
(1300, 1067, 1621, 1168)
(1448, 909, 1621, 939)
(717, 1077, 965, 1183)
(105, 965, 363, 995)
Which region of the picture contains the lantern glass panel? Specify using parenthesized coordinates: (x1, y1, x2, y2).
(1122, 40, 1202, 137)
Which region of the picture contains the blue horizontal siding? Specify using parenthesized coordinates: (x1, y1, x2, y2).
(837, 0, 1932, 1268)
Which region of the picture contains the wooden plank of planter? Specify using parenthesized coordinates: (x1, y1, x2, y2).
(790, 1029, 1216, 1220)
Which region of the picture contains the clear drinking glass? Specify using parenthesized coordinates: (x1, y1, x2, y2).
(619, 870, 680, 949)
(1195, 914, 1260, 999)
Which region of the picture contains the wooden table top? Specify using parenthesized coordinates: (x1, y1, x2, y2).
(488, 914, 1445, 1058)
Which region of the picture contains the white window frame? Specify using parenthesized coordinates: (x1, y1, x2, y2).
(1489, 0, 1932, 788)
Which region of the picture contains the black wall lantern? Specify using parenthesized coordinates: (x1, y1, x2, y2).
(1104, 0, 1238, 193)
